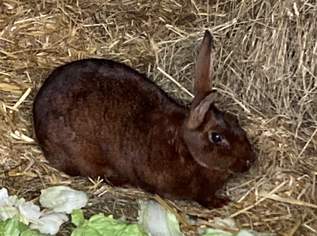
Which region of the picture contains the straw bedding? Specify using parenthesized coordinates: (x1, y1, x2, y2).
(0, 0, 316, 235)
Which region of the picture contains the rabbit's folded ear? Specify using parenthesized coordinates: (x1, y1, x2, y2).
(186, 93, 215, 129)
(187, 30, 215, 129)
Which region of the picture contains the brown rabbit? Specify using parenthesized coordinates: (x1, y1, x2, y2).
(33, 31, 255, 208)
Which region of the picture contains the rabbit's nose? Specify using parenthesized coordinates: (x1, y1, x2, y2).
(246, 160, 251, 167)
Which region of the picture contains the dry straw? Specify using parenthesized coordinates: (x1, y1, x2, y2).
(0, 0, 316, 235)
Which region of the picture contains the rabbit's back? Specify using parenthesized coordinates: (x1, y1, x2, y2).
(34, 59, 169, 118)
(33, 59, 184, 180)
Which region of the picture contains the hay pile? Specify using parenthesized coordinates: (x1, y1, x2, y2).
(0, 0, 316, 235)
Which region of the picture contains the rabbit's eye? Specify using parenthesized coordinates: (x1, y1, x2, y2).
(209, 132, 223, 144)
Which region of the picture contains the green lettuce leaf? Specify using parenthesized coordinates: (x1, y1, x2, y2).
(71, 210, 147, 236)
(0, 218, 44, 236)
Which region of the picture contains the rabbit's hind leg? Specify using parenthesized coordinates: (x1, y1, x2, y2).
(42, 139, 112, 179)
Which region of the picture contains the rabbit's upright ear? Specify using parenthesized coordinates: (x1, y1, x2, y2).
(187, 31, 215, 129)
(193, 30, 214, 105)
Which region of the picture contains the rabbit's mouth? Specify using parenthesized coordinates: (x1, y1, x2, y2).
(230, 158, 254, 173)
(230, 146, 256, 173)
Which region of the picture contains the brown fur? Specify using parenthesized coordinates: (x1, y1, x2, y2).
(33, 31, 255, 208)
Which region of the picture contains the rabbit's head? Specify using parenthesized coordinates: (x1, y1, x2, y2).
(182, 31, 255, 173)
